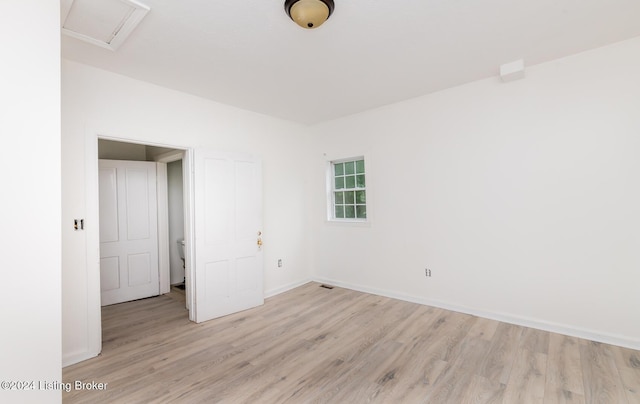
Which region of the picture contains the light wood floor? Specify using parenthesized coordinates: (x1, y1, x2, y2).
(63, 282, 640, 403)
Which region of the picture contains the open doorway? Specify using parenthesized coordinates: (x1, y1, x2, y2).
(81, 133, 263, 364)
(98, 139, 188, 309)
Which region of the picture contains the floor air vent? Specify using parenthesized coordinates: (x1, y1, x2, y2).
(320, 284, 334, 289)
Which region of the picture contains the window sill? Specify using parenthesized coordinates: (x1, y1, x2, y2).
(325, 219, 372, 228)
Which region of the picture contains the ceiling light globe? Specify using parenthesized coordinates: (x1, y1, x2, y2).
(285, 0, 334, 29)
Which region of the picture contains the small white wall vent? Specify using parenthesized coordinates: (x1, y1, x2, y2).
(61, 0, 150, 51)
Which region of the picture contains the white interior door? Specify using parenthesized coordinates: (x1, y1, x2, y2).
(99, 159, 160, 306)
(193, 150, 263, 323)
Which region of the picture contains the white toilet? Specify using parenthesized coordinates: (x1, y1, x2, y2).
(177, 239, 186, 286)
(177, 239, 185, 262)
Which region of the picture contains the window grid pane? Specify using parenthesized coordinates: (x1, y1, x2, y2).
(345, 191, 355, 204)
(345, 205, 355, 218)
(345, 161, 355, 175)
(345, 175, 355, 188)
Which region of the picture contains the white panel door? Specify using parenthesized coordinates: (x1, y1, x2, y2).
(193, 150, 263, 322)
(99, 160, 159, 306)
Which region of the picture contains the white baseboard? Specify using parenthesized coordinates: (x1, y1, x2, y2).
(313, 277, 640, 351)
(264, 278, 312, 299)
(62, 350, 100, 368)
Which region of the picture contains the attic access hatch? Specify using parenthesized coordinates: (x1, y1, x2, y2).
(61, 0, 150, 51)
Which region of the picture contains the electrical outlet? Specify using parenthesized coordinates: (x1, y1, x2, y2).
(277, 259, 283, 268)
(425, 268, 432, 277)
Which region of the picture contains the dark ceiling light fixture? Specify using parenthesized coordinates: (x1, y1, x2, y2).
(284, 0, 335, 29)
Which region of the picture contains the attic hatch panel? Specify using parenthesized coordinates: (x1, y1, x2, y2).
(62, 0, 150, 51)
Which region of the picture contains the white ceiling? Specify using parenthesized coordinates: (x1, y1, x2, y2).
(61, 0, 640, 124)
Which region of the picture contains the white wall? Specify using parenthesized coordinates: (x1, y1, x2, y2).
(309, 37, 640, 349)
(168, 160, 185, 284)
(0, 1, 61, 403)
(61, 60, 313, 365)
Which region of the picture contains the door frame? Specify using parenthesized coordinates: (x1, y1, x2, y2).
(154, 149, 192, 312)
(85, 130, 196, 358)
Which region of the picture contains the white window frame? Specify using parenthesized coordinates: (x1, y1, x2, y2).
(325, 154, 371, 224)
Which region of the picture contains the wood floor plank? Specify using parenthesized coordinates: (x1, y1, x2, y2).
(613, 345, 640, 404)
(619, 366, 640, 404)
(467, 316, 500, 342)
(503, 348, 547, 404)
(460, 374, 505, 404)
(613, 345, 640, 371)
(580, 341, 629, 404)
(545, 333, 586, 397)
(478, 322, 524, 384)
(543, 388, 586, 404)
(520, 327, 550, 355)
(354, 308, 449, 402)
(273, 298, 419, 403)
(425, 337, 492, 403)
(62, 282, 639, 403)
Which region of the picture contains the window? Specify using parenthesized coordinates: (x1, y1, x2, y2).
(331, 158, 366, 220)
